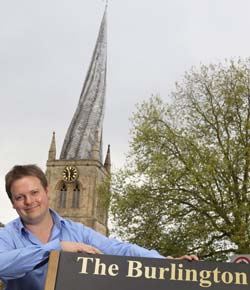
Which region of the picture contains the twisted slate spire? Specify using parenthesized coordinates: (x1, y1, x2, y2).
(60, 8, 107, 161)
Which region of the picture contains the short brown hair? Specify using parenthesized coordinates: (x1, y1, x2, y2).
(5, 164, 48, 200)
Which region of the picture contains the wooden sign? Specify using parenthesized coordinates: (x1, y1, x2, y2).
(44, 251, 250, 290)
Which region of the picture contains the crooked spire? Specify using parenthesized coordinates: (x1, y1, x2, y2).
(60, 8, 107, 161)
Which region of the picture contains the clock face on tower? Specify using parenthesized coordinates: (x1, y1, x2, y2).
(62, 166, 78, 182)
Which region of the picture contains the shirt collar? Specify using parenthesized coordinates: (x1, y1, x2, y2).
(13, 217, 26, 236)
(50, 208, 66, 229)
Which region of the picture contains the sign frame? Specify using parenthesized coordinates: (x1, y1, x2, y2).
(44, 251, 250, 290)
(44, 251, 60, 290)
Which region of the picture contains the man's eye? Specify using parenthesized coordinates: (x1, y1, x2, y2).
(15, 196, 24, 201)
(31, 191, 39, 195)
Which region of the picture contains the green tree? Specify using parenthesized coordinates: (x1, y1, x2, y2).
(109, 59, 250, 261)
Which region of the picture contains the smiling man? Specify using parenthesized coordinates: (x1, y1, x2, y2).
(0, 164, 197, 290)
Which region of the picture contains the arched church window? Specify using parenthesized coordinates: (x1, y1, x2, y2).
(59, 183, 67, 208)
(72, 183, 80, 208)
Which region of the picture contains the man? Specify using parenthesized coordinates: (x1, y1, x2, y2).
(0, 164, 197, 290)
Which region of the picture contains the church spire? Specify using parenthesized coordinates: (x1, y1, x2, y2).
(91, 129, 101, 160)
(60, 8, 107, 161)
(48, 131, 56, 160)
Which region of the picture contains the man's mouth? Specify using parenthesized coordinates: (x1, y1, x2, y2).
(25, 205, 38, 212)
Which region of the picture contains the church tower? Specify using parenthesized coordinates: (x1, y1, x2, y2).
(46, 8, 110, 236)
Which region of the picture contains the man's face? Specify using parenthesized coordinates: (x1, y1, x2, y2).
(11, 176, 50, 225)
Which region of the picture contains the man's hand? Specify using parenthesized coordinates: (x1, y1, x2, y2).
(166, 255, 199, 261)
(60, 241, 102, 254)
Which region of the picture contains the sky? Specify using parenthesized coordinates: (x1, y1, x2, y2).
(1, 0, 250, 223)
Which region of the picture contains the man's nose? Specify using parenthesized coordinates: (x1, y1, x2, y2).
(24, 195, 34, 205)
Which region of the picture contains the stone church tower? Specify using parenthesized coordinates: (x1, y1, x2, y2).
(46, 8, 110, 236)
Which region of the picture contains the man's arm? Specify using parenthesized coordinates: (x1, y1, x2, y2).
(63, 222, 198, 260)
(77, 224, 164, 258)
(0, 236, 61, 280)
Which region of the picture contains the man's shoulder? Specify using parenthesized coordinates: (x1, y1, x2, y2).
(0, 218, 21, 244)
(61, 217, 86, 230)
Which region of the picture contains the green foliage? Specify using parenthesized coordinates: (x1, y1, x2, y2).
(97, 176, 112, 210)
(109, 59, 250, 261)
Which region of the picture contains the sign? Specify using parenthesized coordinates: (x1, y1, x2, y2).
(231, 255, 250, 264)
(44, 251, 250, 290)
